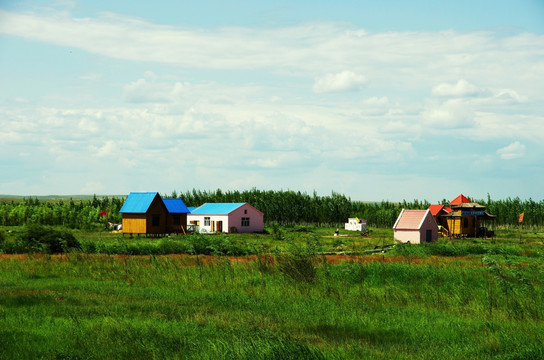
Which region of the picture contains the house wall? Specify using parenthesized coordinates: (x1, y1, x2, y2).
(187, 215, 229, 233)
(122, 213, 147, 234)
(167, 214, 187, 234)
(394, 230, 422, 244)
(419, 212, 439, 242)
(229, 204, 264, 233)
(145, 197, 168, 234)
(446, 212, 480, 237)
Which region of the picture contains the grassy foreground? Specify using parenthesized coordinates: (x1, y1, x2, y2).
(1, 246, 543, 359)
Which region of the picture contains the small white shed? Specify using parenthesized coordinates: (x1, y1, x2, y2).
(393, 209, 438, 244)
(345, 218, 367, 231)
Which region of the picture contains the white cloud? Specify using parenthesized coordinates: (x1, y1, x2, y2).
(313, 71, 367, 93)
(431, 79, 483, 97)
(491, 89, 528, 104)
(497, 141, 525, 160)
(1, 7, 543, 199)
(421, 99, 475, 129)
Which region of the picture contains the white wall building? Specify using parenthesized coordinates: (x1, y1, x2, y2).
(187, 202, 264, 233)
(345, 218, 367, 231)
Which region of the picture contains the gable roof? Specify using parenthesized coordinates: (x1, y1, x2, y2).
(120, 192, 160, 213)
(428, 204, 444, 216)
(163, 198, 190, 214)
(393, 209, 432, 230)
(450, 194, 470, 205)
(190, 202, 246, 215)
(428, 204, 451, 216)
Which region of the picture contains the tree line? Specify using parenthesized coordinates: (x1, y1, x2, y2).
(0, 190, 542, 228)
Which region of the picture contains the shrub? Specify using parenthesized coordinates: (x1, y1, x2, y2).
(269, 222, 285, 241)
(276, 239, 319, 283)
(17, 224, 80, 254)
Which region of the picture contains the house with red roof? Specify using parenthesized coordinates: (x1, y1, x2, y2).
(393, 209, 438, 244)
(427, 194, 496, 238)
(427, 204, 451, 236)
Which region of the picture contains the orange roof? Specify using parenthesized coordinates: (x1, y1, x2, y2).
(428, 204, 452, 216)
(450, 194, 470, 205)
(428, 204, 444, 216)
(394, 209, 429, 230)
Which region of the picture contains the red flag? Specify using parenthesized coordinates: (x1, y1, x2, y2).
(518, 213, 524, 223)
(99, 210, 107, 217)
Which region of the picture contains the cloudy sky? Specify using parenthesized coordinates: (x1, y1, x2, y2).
(1, 0, 543, 202)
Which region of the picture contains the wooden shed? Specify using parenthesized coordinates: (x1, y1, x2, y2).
(119, 192, 168, 236)
(163, 198, 190, 234)
(393, 209, 438, 244)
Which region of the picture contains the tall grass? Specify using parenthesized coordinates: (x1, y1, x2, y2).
(0, 248, 543, 359)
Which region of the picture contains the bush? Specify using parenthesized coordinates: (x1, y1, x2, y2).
(276, 239, 319, 283)
(17, 224, 80, 254)
(188, 234, 256, 256)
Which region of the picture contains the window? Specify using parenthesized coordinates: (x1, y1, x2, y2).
(152, 214, 160, 227)
(242, 217, 250, 227)
(204, 217, 211, 226)
(244, 209, 247, 214)
(173, 215, 180, 226)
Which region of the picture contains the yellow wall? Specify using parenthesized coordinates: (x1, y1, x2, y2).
(122, 214, 147, 234)
(446, 213, 480, 236)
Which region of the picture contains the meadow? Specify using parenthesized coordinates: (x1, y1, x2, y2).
(1, 225, 543, 359)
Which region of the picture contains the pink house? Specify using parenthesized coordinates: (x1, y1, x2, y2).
(393, 209, 438, 244)
(187, 203, 264, 233)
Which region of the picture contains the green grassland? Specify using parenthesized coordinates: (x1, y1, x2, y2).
(0, 226, 543, 359)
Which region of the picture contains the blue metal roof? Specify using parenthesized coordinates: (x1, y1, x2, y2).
(163, 198, 190, 214)
(119, 192, 159, 213)
(190, 203, 245, 215)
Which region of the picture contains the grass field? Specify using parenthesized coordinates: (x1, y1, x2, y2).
(0, 226, 543, 359)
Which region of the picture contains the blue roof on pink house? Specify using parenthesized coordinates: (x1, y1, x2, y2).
(190, 203, 247, 215)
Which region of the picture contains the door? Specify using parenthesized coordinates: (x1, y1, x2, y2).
(217, 221, 223, 233)
(425, 229, 432, 242)
(211, 221, 215, 232)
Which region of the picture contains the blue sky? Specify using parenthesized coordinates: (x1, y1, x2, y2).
(1, 0, 543, 202)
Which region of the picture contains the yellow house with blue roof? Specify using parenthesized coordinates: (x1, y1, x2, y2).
(120, 192, 169, 236)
